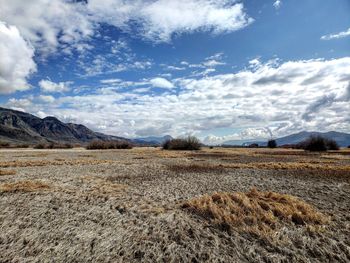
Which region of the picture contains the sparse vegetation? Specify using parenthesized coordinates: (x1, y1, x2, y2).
(0, 169, 16, 176)
(0, 180, 51, 193)
(0, 141, 10, 148)
(0, 146, 349, 262)
(15, 143, 30, 148)
(0, 159, 113, 168)
(182, 189, 328, 237)
(162, 136, 201, 150)
(34, 142, 73, 149)
(298, 136, 339, 151)
(267, 139, 277, 148)
(168, 163, 225, 173)
(86, 140, 133, 150)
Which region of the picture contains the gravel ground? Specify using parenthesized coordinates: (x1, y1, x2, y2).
(0, 147, 349, 262)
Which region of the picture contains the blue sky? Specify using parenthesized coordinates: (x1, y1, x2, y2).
(1, 0, 350, 143)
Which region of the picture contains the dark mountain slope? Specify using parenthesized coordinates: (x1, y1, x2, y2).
(0, 107, 127, 144)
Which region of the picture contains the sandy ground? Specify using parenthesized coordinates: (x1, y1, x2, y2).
(0, 147, 349, 262)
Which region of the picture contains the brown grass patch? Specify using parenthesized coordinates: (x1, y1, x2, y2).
(0, 159, 114, 168)
(0, 180, 51, 193)
(182, 189, 329, 238)
(168, 163, 226, 173)
(0, 169, 16, 176)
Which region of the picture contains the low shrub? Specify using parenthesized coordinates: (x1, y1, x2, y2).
(0, 141, 10, 148)
(298, 136, 339, 151)
(162, 136, 201, 150)
(33, 143, 46, 149)
(86, 140, 133, 150)
(34, 142, 74, 149)
(267, 139, 277, 148)
(15, 144, 30, 148)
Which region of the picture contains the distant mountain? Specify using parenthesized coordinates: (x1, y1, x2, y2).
(223, 131, 350, 147)
(275, 131, 350, 147)
(133, 135, 173, 145)
(0, 107, 126, 144)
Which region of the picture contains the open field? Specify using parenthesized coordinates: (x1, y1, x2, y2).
(0, 147, 349, 262)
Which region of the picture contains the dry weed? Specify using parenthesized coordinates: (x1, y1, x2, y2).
(182, 189, 329, 238)
(80, 176, 128, 197)
(0, 180, 51, 193)
(0, 169, 16, 176)
(168, 163, 226, 173)
(0, 159, 114, 168)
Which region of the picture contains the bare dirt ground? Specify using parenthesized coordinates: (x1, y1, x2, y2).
(0, 147, 349, 262)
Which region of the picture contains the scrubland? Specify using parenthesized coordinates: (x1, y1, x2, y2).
(0, 147, 349, 262)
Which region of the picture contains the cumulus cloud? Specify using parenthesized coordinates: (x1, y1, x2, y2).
(321, 28, 350, 40)
(0, 0, 252, 55)
(87, 0, 253, 42)
(0, 0, 94, 54)
(38, 95, 55, 103)
(8, 57, 350, 140)
(39, 80, 71, 93)
(273, 0, 282, 9)
(0, 22, 36, 94)
(149, 78, 174, 89)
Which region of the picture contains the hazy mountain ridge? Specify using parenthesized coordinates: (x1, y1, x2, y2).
(223, 131, 350, 147)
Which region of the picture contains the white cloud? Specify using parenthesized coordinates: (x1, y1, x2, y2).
(38, 95, 55, 103)
(100, 79, 123, 84)
(0, 0, 252, 55)
(273, 0, 282, 9)
(8, 57, 350, 139)
(149, 77, 174, 89)
(39, 80, 71, 93)
(0, 22, 36, 94)
(87, 0, 253, 42)
(0, 0, 94, 55)
(321, 28, 350, 40)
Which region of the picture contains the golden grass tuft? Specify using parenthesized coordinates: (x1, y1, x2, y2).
(0, 180, 51, 193)
(0, 169, 16, 176)
(182, 189, 329, 237)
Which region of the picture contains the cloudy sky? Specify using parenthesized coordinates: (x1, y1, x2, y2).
(0, 0, 349, 144)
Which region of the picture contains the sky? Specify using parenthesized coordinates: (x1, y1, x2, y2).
(0, 0, 350, 144)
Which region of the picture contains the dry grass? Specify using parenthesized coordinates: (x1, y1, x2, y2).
(182, 189, 329, 238)
(0, 180, 51, 193)
(168, 163, 226, 173)
(223, 162, 350, 171)
(0, 159, 114, 168)
(0, 169, 16, 176)
(79, 176, 128, 197)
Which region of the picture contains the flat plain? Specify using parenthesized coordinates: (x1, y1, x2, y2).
(0, 147, 349, 262)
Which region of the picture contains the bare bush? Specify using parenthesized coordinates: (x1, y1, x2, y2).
(162, 136, 201, 150)
(34, 142, 73, 149)
(0, 141, 10, 148)
(267, 139, 277, 148)
(298, 136, 339, 151)
(86, 140, 133, 150)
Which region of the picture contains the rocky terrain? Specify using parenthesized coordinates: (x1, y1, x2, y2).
(0, 147, 349, 262)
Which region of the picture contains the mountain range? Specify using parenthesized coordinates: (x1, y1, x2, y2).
(1, 107, 349, 147)
(223, 131, 350, 147)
